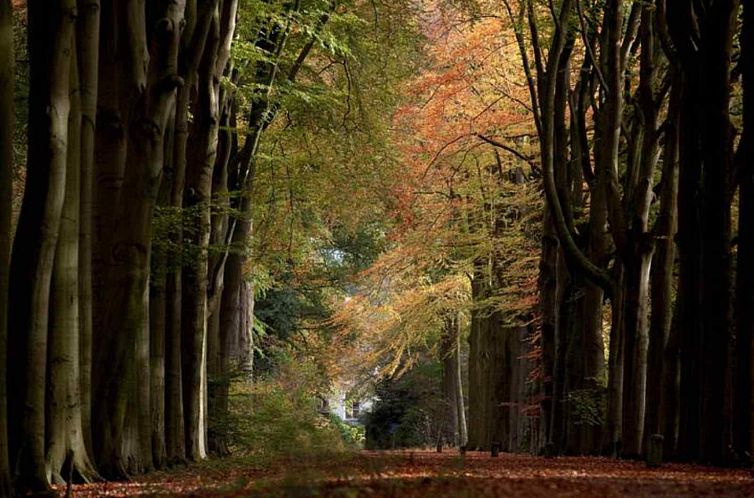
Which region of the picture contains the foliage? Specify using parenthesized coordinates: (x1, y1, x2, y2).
(224, 354, 360, 461)
(566, 388, 605, 428)
(327, 412, 366, 447)
(327, 0, 543, 380)
(363, 361, 446, 449)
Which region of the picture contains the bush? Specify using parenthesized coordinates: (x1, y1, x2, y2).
(328, 413, 366, 448)
(223, 358, 360, 462)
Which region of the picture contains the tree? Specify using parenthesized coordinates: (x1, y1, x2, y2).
(734, 0, 754, 462)
(667, 0, 739, 464)
(92, 0, 186, 476)
(8, 0, 75, 492)
(0, 0, 14, 494)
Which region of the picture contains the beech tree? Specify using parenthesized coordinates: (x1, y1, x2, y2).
(0, 0, 13, 494)
(8, 0, 76, 493)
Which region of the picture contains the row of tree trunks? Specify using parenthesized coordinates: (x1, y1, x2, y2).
(0, 0, 337, 492)
(511, 0, 688, 460)
(93, 0, 187, 476)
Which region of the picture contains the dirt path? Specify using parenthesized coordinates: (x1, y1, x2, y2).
(61, 450, 754, 497)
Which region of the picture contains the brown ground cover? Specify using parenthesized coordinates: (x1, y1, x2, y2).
(59, 450, 754, 497)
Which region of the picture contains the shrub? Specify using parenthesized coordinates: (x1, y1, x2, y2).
(223, 358, 360, 462)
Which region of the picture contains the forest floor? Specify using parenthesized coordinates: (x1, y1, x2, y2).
(59, 450, 754, 497)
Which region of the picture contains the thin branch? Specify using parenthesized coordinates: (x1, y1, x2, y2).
(476, 134, 541, 175)
(576, 0, 608, 92)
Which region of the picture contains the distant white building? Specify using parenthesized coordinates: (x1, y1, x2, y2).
(317, 385, 375, 424)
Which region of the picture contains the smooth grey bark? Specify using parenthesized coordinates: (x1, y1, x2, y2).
(178, 0, 220, 462)
(76, 0, 100, 461)
(456, 320, 467, 448)
(46, 49, 100, 483)
(206, 0, 238, 455)
(206, 93, 237, 454)
(646, 78, 679, 453)
(597, 0, 630, 457)
(621, 7, 661, 457)
(8, 0, 76, 493)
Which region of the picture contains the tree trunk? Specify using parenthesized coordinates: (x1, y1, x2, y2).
(538, 214, 559, 450)
(467, 258, 490, 450)
(46, 46, 100, 485)
(604, 272, 624, 456)
(207, 77, 237, 456)
(0, 1, 14, 494)
(646, 76, 680, 453)
(8, 0, 75, 492)
(669, 0, 738, 465)
(149, 252, 168, 469)
(441, 315, 460, 447)
(93, 0, 185, 476)
(735, 0, 754, 463)
(165, 267, 186, 464)
(696, 2, 737, 465)
(76, 0, 100, 461)
(621, 9, 661, 458)
(674, 65, 703, 462)
(456, 322, 468, 448)
(173, 0, 217, 462)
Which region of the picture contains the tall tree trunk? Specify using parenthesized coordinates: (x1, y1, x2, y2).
(171, 0, 216, 462)
(441, 315, 460, 447)
(467, 258, 490, 450)
(46, 46, 100, 485)
(207, 81, 237, 456)
(165, 266, 186, 463)
(735, 0, 754, 463)
(181, 0, 221, 461)
(696, 0, 737, 465)
(646, 76, 680, 453)
(93, 0, 185, 476)
(206, 0, 238, 454)
(538, 213, 559, 450)
(621, 8, 661, 458)
(8, 0, 75, 492)
(669, 0, 738, 464)
(149, 251, 168, 468)
(76, 0, 100, 461)
(0, 1, 14, 494)
(599, 0, 627, 457)
(456, 321, 468, 448)
(148, 114, 176, 469)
